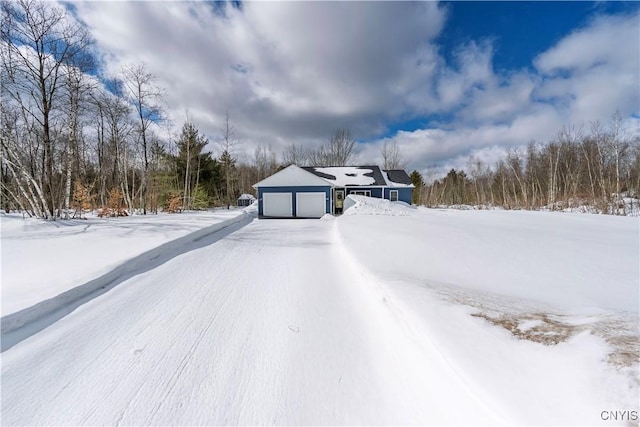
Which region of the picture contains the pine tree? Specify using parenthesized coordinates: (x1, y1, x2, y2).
(191, 185, 209, 210)
(410, 170, 424, 205)
(219, 150, 237, 206)
(176, 122, 208, 210)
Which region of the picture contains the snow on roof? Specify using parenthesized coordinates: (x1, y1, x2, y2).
(309, 167, 377, 187)
(238, 194, 256, 200)
(254, 164, 412, 188)
(382, 170, 414, 188)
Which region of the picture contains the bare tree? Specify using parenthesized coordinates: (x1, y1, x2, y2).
(90, 90, 133, 210)
(416, 115, 639, 214)
(282, 143, 308, 166)
(61, 54, 96, 218)
(307, 145, 325, 167)
(176, 121, 208, 210)
(1, 106, 49, 217)
(121, 63, 164, 214)
(254, 145, 278, 181)
(381, 140, 406, 170)
(310, 127, 357, 166)
(1, 0, 93, 218)
(327, 127, 357, 166)
(608, 111, 629, 214)
(505, 148, 528, 207)
(217, 111, 238, 206)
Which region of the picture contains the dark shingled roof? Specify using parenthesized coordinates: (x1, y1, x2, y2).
(384, 169, 413, 185)
(302, 166, 387, 186)
(301, 167, 335, 181)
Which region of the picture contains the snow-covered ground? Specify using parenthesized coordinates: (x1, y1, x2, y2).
(1, 199, 638, 425)
(1, 209, 245, 316)
(339, 196, 639, 423)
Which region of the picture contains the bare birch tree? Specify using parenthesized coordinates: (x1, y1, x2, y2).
(1, 0, 93, 218)
(61, 54, 96, 218)
(121, 63, 164, 214)
(217, 111, 238, 206)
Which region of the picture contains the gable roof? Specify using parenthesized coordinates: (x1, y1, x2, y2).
(252, 164, 335, 188)
(253, 164, 414, 188)
(303, 166, 387, 186)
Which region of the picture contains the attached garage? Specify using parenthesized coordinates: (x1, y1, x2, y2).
(296, 192, 326, 218)
(263, 192, 293, 217)
(253, 164, 414, 219)
(253, 165, 332, 218)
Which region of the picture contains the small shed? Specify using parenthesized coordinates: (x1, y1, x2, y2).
(237, 193, 256, 207)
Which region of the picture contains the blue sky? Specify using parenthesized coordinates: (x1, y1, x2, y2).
(440, 1, 632, 71)
(379, 1, 639, 142)
(70, 0, 639, 176)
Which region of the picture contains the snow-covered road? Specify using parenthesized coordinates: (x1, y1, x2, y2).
(1, 219, 509, 425)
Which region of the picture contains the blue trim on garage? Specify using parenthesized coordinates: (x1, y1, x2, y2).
(257, 186, 331, 217)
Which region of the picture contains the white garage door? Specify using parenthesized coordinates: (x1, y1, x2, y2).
(263, 192, 293, 217)
(296, 192, 326, 218)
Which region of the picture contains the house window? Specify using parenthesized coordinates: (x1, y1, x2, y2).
(390, 190, 399, 202)
(351, 190, 371, 197)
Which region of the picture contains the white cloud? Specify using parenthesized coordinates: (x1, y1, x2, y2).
(72, 1, 447, 157)
(534, 12, 639, 123)
(534, 13, 637, 75)
(359, 103, 563, 176)
(69, 2, 638, 178)
(436, 40, 495, 109)
(363, 10, 638, 177)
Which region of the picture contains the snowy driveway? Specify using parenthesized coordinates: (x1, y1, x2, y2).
(1, 218, 508, 425)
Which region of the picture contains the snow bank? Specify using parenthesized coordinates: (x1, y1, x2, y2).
(342, 195, 415, 216)
(1, 209, 247, 317)
(336, 199, 639, 422)
(1, 211, 253, 350)
(340, 202, 638, 313)
(242, 199, 259, 216)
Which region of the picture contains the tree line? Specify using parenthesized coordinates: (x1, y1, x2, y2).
(0, 0, 362, 219)
(410, 114, 640, 215)
(3, 1, 637, 219)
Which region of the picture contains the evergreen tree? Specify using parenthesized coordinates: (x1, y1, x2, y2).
(410, 170, 424, 205)
(191, 185, 209, 210)
(176, 122, 208, 210)
(219, 150, 237, 206)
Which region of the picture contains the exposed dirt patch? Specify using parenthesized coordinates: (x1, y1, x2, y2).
(430, 283, 639, 372)
(471, 311, 639, 373)
(471, 312, 580, 345)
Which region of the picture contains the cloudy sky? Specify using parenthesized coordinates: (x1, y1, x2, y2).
(70, 1, 639, 176)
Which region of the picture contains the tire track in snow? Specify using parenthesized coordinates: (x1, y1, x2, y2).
(114, 251, 245, 426)
(1, 213, 252, 351)
(146, 266, 240, 424)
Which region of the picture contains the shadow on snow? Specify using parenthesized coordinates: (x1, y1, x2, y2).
(1, 213, 254, 352)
